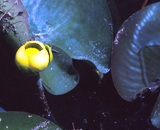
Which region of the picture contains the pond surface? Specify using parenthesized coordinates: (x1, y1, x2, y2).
(0, 0, 160, 129)
(0, 40, 158, 130)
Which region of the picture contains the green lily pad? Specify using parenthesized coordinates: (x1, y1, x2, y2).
(139, 46, 160, 88)
(111, 2, 160, 101)
(1, 0, 112, 95)
(111, 2, 160, 128)
(143, 46, 160, 128)
(22, 0, 113, 73)
(0, 0, 31, 49)
(0, 111, 62, 130)
(0, 0, 79, 95)
(40, 45, 79, 95)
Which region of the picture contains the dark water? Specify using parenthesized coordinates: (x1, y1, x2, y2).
(0, 41, 158, 130)
(0, 0, 160, 130)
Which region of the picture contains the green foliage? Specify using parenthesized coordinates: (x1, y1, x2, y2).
(0, 0, 30, 49)
(111, 2, 160, 128)
(39, 45, 79, 95)
(0, 0, 113, 95)
(0, 0, 113, 127)
(2, 0, 160, 129)
(111, 2, 160, 100)
(0, 112, 62, 130)
(22, 0, 113, 74)
(22, 0, 113, 94)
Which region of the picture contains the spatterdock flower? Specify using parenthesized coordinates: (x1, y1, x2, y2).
(15, 41, 53, 74)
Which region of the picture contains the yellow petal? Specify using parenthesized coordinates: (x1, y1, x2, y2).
(44, 44, 53, 63)
(24, 41, 45, 50)
(15, 45, 30, 71)
(25, 48, 40, 56)
(15, 41, 53, 74)
(28, 49, 49, 72)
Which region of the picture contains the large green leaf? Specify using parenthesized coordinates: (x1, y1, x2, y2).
(0, 0, 79, 95)
(40, 45, 79, 95)
(22, 0, 113, 73)
(21, 0, 113, 95)
(111, 2, 160, 128)
(1, 0, 112, 95)
(111, 2, 160, 100)
(0, 0, 31, 49)
(0, 111, 62, 129)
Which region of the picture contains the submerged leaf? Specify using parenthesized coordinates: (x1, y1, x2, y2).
(111, 2, 160, 128)
(22, 0, 113, 73)
(0, 111, 62, 129)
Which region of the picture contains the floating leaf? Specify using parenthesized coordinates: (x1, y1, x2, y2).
(139, 46, 160, 88)
(111, 2, 160, 128)
(20, 0, 113, 94)
(40, 45, 79, 95)
(0, 0, 79, 95)
(0, 0, 31, 50)
(22, 0, 113, 74)
(111, 2, 160, 100)
(0, 111, 62, 129)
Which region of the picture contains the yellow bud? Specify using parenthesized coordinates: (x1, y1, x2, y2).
(44, 44, 53, 62)
(15, 41, 53, 74)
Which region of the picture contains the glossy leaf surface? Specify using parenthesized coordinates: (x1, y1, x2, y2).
(111, 2, 160, 101)
(0, 0, 79, 95)
(40, 45, 79, 95)
(22, 0, 113, 73)
(21, 0, 113, 95)
(0, 111, 62, 129)
(111, 2, 160, 128)
(0, 0, 31, 50)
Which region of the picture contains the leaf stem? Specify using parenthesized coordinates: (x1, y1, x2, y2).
(36, 78, 59, 125)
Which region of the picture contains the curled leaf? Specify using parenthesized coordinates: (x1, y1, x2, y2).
(111, 2, 160, 101)
(111, 2, 160, 128)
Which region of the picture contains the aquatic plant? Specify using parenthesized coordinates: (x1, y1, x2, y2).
(0, 0, 112, 129)
(0, 0, 160, 129)
(111, 2, 160, 128)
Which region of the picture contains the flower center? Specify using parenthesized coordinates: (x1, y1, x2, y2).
(25, 48, 40, 56)
(24, 42, 43, 56)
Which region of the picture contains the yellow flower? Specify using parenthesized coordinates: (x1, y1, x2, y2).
(15, 41, 53, 74)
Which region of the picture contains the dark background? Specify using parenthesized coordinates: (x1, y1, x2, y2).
(0, 0, 160, 130)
